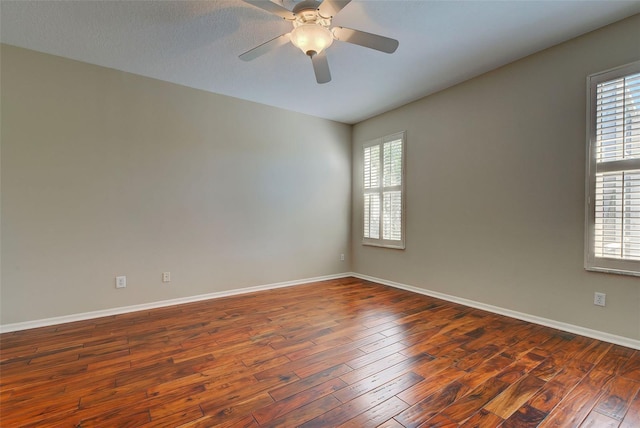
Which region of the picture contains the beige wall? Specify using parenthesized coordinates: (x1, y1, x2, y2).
(352, 15, 640, 341)
(1, 45, 351, 324)
(2, 15, 639, 342)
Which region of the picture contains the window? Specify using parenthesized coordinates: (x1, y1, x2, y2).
(363, 131, 406, 249)
(585, 60, 640, 276)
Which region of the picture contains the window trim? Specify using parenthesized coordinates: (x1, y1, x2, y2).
(362, 131, 406, 250)
(584, 60, 640, 276)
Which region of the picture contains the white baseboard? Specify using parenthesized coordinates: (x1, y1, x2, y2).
(0, 273, 352, 334)
(4, 272, 639, 351)
(351, 272, 640, 351)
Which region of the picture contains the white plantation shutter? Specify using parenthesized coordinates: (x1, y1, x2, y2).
(586, 61, 640, 275)
(363, 132, 405, 248)
(383, 140, 402, 187)
(363, 145, 380, 240)
(364, 193, 380, 239)
(383, 191, 402, 240)
(364, 145, 380, 189)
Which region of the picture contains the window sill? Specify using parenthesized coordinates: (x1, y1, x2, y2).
(585, 264, 640, 278)
(362, 241, 405, 250)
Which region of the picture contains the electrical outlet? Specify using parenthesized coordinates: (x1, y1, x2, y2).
(115, 276, 127, 289)
(162, 272, 171, 283)
(594, 292, 606, 307)
(340, 253, 345, 261)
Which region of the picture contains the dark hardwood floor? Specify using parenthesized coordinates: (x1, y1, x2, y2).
(1, 277, 639, 427)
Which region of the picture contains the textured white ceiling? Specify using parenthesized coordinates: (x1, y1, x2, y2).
(2, 0, 639, 124)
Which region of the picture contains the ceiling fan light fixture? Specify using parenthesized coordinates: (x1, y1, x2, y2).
(290, 23, 334, 56)
(240, 0, 399, 84)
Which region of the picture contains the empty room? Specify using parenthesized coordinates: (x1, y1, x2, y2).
(1, 1, 640, 426)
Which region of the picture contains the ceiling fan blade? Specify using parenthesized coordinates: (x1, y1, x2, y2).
(332, 27, 399, 53)
(239, 33, 291, 61)
(311, 51, 331, 84)
(317, 0, 351, 18)
(243, 0, 295, 20)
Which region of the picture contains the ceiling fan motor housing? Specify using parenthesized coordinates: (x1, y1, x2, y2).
(291, 1, 324, 16)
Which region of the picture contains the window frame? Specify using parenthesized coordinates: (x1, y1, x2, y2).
(362, 131, 406, 249)
(584, 60, 640, 276)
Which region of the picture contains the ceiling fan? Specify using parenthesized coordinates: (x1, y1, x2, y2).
(239, 0, 399, 84)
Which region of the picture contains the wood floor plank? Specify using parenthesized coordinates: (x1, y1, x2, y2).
(457, 352, 515, 389)
(339, 352, 415, 385)
(592, 375, 640, 421)
(334, 368, 424, 404)
(579, 410, 622, 427)
(1, 277, 638, 427)
(299, 370, 422, 427)
(580, 341, 613, 366)
(146, 386, 207, 418)
(419, 413, 459, 427)
(529, 356, 563, 382)
(358, 330, 409, 352)
(483, 373, 546, 419)
(455, 344, 501, 372)
(347, 341, 408, 370)
(75, 409, 152, 427)
(0, 395, 80, 426)
(552, 335, 599, 366)
(395, 380, 469, 428)
(259, 394, 342, 428)
(437, 376, 510, 424)
(200, 391, 274, 424)
(527, 365, 586, 414)
(538, 368, 614, 427)
(595, 345, 635, 375)
(620, 388, 640, 428)
(459, 408, 504, 427)
(494, 351, 546, 384)
(252, 377, 346, 424)
(620, 350, 640, 382)
(337, 396, 409, 428)
(268, 363, 352, 402)
(378, 418, 406, 428)
(176, 413, 258, 428)
(397, 364, 465, 405)
(501, 404, 548, 428)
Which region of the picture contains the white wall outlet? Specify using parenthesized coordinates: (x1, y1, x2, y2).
(340, 253, 345, 261)
(115, 276, 127, 289)
(162, 272, 171, 283)
(594, 292, 606, 307)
